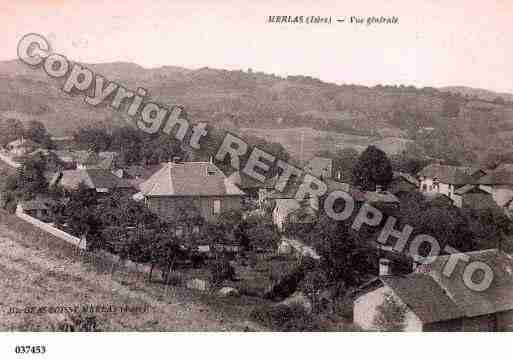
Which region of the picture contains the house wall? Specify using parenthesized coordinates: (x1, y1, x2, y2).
(422, 318, 462, 331)
(461, 192, 498, 210)
(146, 196, 242, 223)
(497, 309, 513, 331)
(353, 286, 423, 331)
(462, 314, 497, 331)
(420, 178, 458, 199)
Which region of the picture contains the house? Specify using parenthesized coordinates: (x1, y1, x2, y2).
(418, 164, 484, 205)
(6, 138, 39, 157)
(74, 150, 119, 170)
(139, 161, 244, 223)
(51, 168, 135, 194)
(354, 249, 513, 331)
(476, 164, 513, 207)
(23, 149, 71, 173)
(227, 171, 270, 203)
(273, 197, 318, 233)
(422, 192, 454, 207)
(16, 198, 57, 221)
(388, 171, 419, 195)
(304, 156, 333, 179)
(354, 273, 464, 331)
(454, 184, 498, 210)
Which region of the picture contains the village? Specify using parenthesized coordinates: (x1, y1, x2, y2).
(1, 118, 513, 332)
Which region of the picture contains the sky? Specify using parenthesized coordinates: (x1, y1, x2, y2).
(2, 0, 513, 93)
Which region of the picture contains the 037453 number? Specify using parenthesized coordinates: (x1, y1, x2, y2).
(14, 345, 46, 354)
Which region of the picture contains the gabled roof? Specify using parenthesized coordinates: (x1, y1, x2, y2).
(74, 150, 101, 166)
(53, 169, 134, 190)
(418, 164, 475, 185)
(304, 156, 333, 178)
(477, 164, 513, 185)
(140, 162, 244, 197)
(227, 171, 266, 190)
(422, 192, 453, 204)
(418, 249, 513, 318)
(382, 273, 464, 324)
(454, 184, 493, 196)
(393, 171, 420, 186)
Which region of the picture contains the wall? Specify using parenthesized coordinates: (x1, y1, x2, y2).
(353, 285, 422, 331)
(461, 192, 498, 210)
(16, 205, 87, 250)
(147, 195, 242, 223)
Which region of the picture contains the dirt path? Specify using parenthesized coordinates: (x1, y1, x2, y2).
(0, 221, 262, 331)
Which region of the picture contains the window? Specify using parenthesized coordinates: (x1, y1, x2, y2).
(175, 226, 184, 237)
(213, 200, 221, 215)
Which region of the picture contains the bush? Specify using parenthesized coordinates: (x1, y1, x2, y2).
(250, 303, 326, 331)
(210, 257, 236, 285)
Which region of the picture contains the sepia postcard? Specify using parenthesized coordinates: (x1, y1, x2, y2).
(1, 0, 513, 357)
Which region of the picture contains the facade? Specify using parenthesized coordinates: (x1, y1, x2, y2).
(418, 164, 483, 202)
(139, 161, 244, 223)
(354, 249, 513, 331)
(304, 156, 333, 179)
(454, 184, 498, 210)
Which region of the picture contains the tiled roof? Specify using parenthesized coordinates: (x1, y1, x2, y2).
(418, 164, 475, 185)
(53, 169, 134, 190)
(477, 164, 513, 185)
(393, 171, 420, 186)
(140, 162, 244, 197)
(418, 249, 513, 318)
(382, 273, 464, 324)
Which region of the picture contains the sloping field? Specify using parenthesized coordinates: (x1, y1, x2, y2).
(0, 210, 264, 331)
(241, 127, 374, 161)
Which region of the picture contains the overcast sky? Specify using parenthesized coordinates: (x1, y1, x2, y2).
(2, 0, 512, 93)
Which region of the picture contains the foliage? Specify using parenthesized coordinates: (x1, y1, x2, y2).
(210, 256, 236, 285)
(352, 145, 393, 191)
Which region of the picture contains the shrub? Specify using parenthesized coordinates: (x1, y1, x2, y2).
(210, 257, 236, 285)
(250, 303, 326, 331)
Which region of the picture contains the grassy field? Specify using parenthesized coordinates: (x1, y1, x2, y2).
(0, 210, 267, 331)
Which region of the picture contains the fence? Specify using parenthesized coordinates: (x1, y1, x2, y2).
(15, 206, 87, 250)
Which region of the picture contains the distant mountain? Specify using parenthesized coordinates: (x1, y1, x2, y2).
(0, 60, 512, 164)
(441, 86, 513, 103)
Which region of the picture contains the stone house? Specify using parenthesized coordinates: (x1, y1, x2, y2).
(354, 249, 513, 331)
(139, 161, 244, 223)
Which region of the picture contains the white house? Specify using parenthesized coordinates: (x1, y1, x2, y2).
(418, 164, 485, 206)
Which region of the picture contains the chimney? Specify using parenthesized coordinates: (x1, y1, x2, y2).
(379, 258, 391, 276)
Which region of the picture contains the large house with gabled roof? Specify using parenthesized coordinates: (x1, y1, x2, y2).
(138, 161, 244, 222)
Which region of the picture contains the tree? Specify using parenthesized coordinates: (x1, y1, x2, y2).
(352, 145, 393, 191)
(24, 120, 53, 148)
